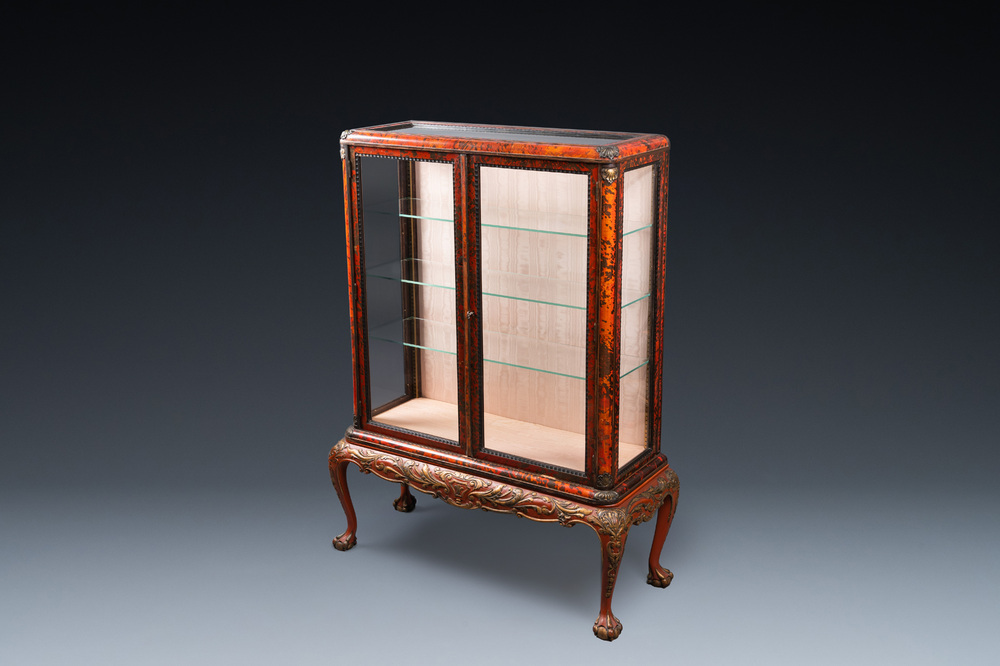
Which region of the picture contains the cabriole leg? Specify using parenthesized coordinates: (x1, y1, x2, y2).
(592, 526, 628, 641)
(647, 492, 677, 587)
(393, 483, 416, 513)
(330, 459, 358, 551)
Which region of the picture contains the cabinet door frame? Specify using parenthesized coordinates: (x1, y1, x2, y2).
(611, 151, 670, 485)
(466, 154, 598, 485)
(346, 146, 468, 457)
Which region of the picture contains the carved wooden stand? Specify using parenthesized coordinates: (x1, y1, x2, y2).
(330, 438, 679, 641)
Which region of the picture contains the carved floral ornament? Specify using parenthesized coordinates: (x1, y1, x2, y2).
(330, 439, 677, 534)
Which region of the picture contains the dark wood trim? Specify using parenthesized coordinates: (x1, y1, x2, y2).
(346, 147, 373, 427)
(650, 152, 670, 458)
(370, 394, 410, 418)
(467, 155, 596, 480)
(474, 448, 589, 485)
(398, 159, 419, 398)
(618, 152, 668, 460)
(361, 420, 464, 456)
(584, 163, 601, 487)
(353, 151, 464, 452)
(459, 154, 483, 458)
(455, 153, 477, 457)
(342, 147, 363, 426)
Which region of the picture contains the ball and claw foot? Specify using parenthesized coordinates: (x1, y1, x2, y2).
(593, 613, 623, 642)
(393, 494, 416, 513)
(332, 533, 357, 551)
(647, 566, 674, 588)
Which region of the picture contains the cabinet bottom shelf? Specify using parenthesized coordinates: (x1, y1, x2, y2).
(373, 397, 646, 472)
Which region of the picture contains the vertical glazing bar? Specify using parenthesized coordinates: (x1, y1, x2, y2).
(456, 155, 480, 456)
(342, 145, 367, 426)
(584, 166, 600, 484)
(592, 163, 623, 488)
(398, 160, 418, 398)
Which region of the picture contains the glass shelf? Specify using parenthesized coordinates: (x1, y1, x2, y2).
(480, 211, 649, 238)
(368, 318, 457, 356)
(485, 330, 648, 380)
(622, 291, 651, 309)
(365, 197, 453, 223)
(367, 259, 649, 312)
(483, 275, 649, 312)
(369, 317, 647, 380)
(483, 270, 586, 310)
(623, 222, 652, 237)
(480, 207, 587, 237)
(367, 259, 456, 291)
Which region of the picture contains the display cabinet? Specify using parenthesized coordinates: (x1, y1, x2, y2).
(330, 121, 678, 641)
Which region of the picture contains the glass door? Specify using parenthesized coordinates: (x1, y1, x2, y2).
(358, 155, 459, 443)
(474, 162, 658, 475)
(477, 165, 590, 473)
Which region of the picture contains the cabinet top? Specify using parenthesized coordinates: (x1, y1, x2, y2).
(341, 121, 668, 162)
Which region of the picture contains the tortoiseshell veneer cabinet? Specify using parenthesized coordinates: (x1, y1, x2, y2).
(331, 121, 678, 641)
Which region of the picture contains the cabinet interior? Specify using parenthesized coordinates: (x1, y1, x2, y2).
(362, 156, 654, 473)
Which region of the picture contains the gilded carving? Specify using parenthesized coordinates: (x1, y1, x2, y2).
(332, 533, 356, 551)
(592, 507, 629, 536)
(601, 165, 619, 183)
(596, 145, 620, 160)
(628, 474, 674, 525)
(593, 615, 623, 641)
(593, 490, 619, 503)
(339, 129, 354, 160)
(330, 438, 678, 640)
(333, 441, 594, 526)
(647, 567, 674, 588)
(393, 485, 416, 513)
(330, 440, 676, 537)
(592, 507, 628, 598)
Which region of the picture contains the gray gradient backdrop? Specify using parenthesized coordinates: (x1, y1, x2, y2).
(2, 5, 998, 664)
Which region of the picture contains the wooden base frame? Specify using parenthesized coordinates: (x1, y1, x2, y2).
(329, 438, 679, 641)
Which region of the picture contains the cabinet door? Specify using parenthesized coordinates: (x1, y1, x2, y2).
(357, 155, 459, 444)
(474, 161, 659, 477)
(477, 164, 591, 473)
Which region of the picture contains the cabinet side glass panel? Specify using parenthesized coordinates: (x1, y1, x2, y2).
(619, 165, 656, 465)
(479, 166, 589, 472)
(359, 156, 458, 442)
